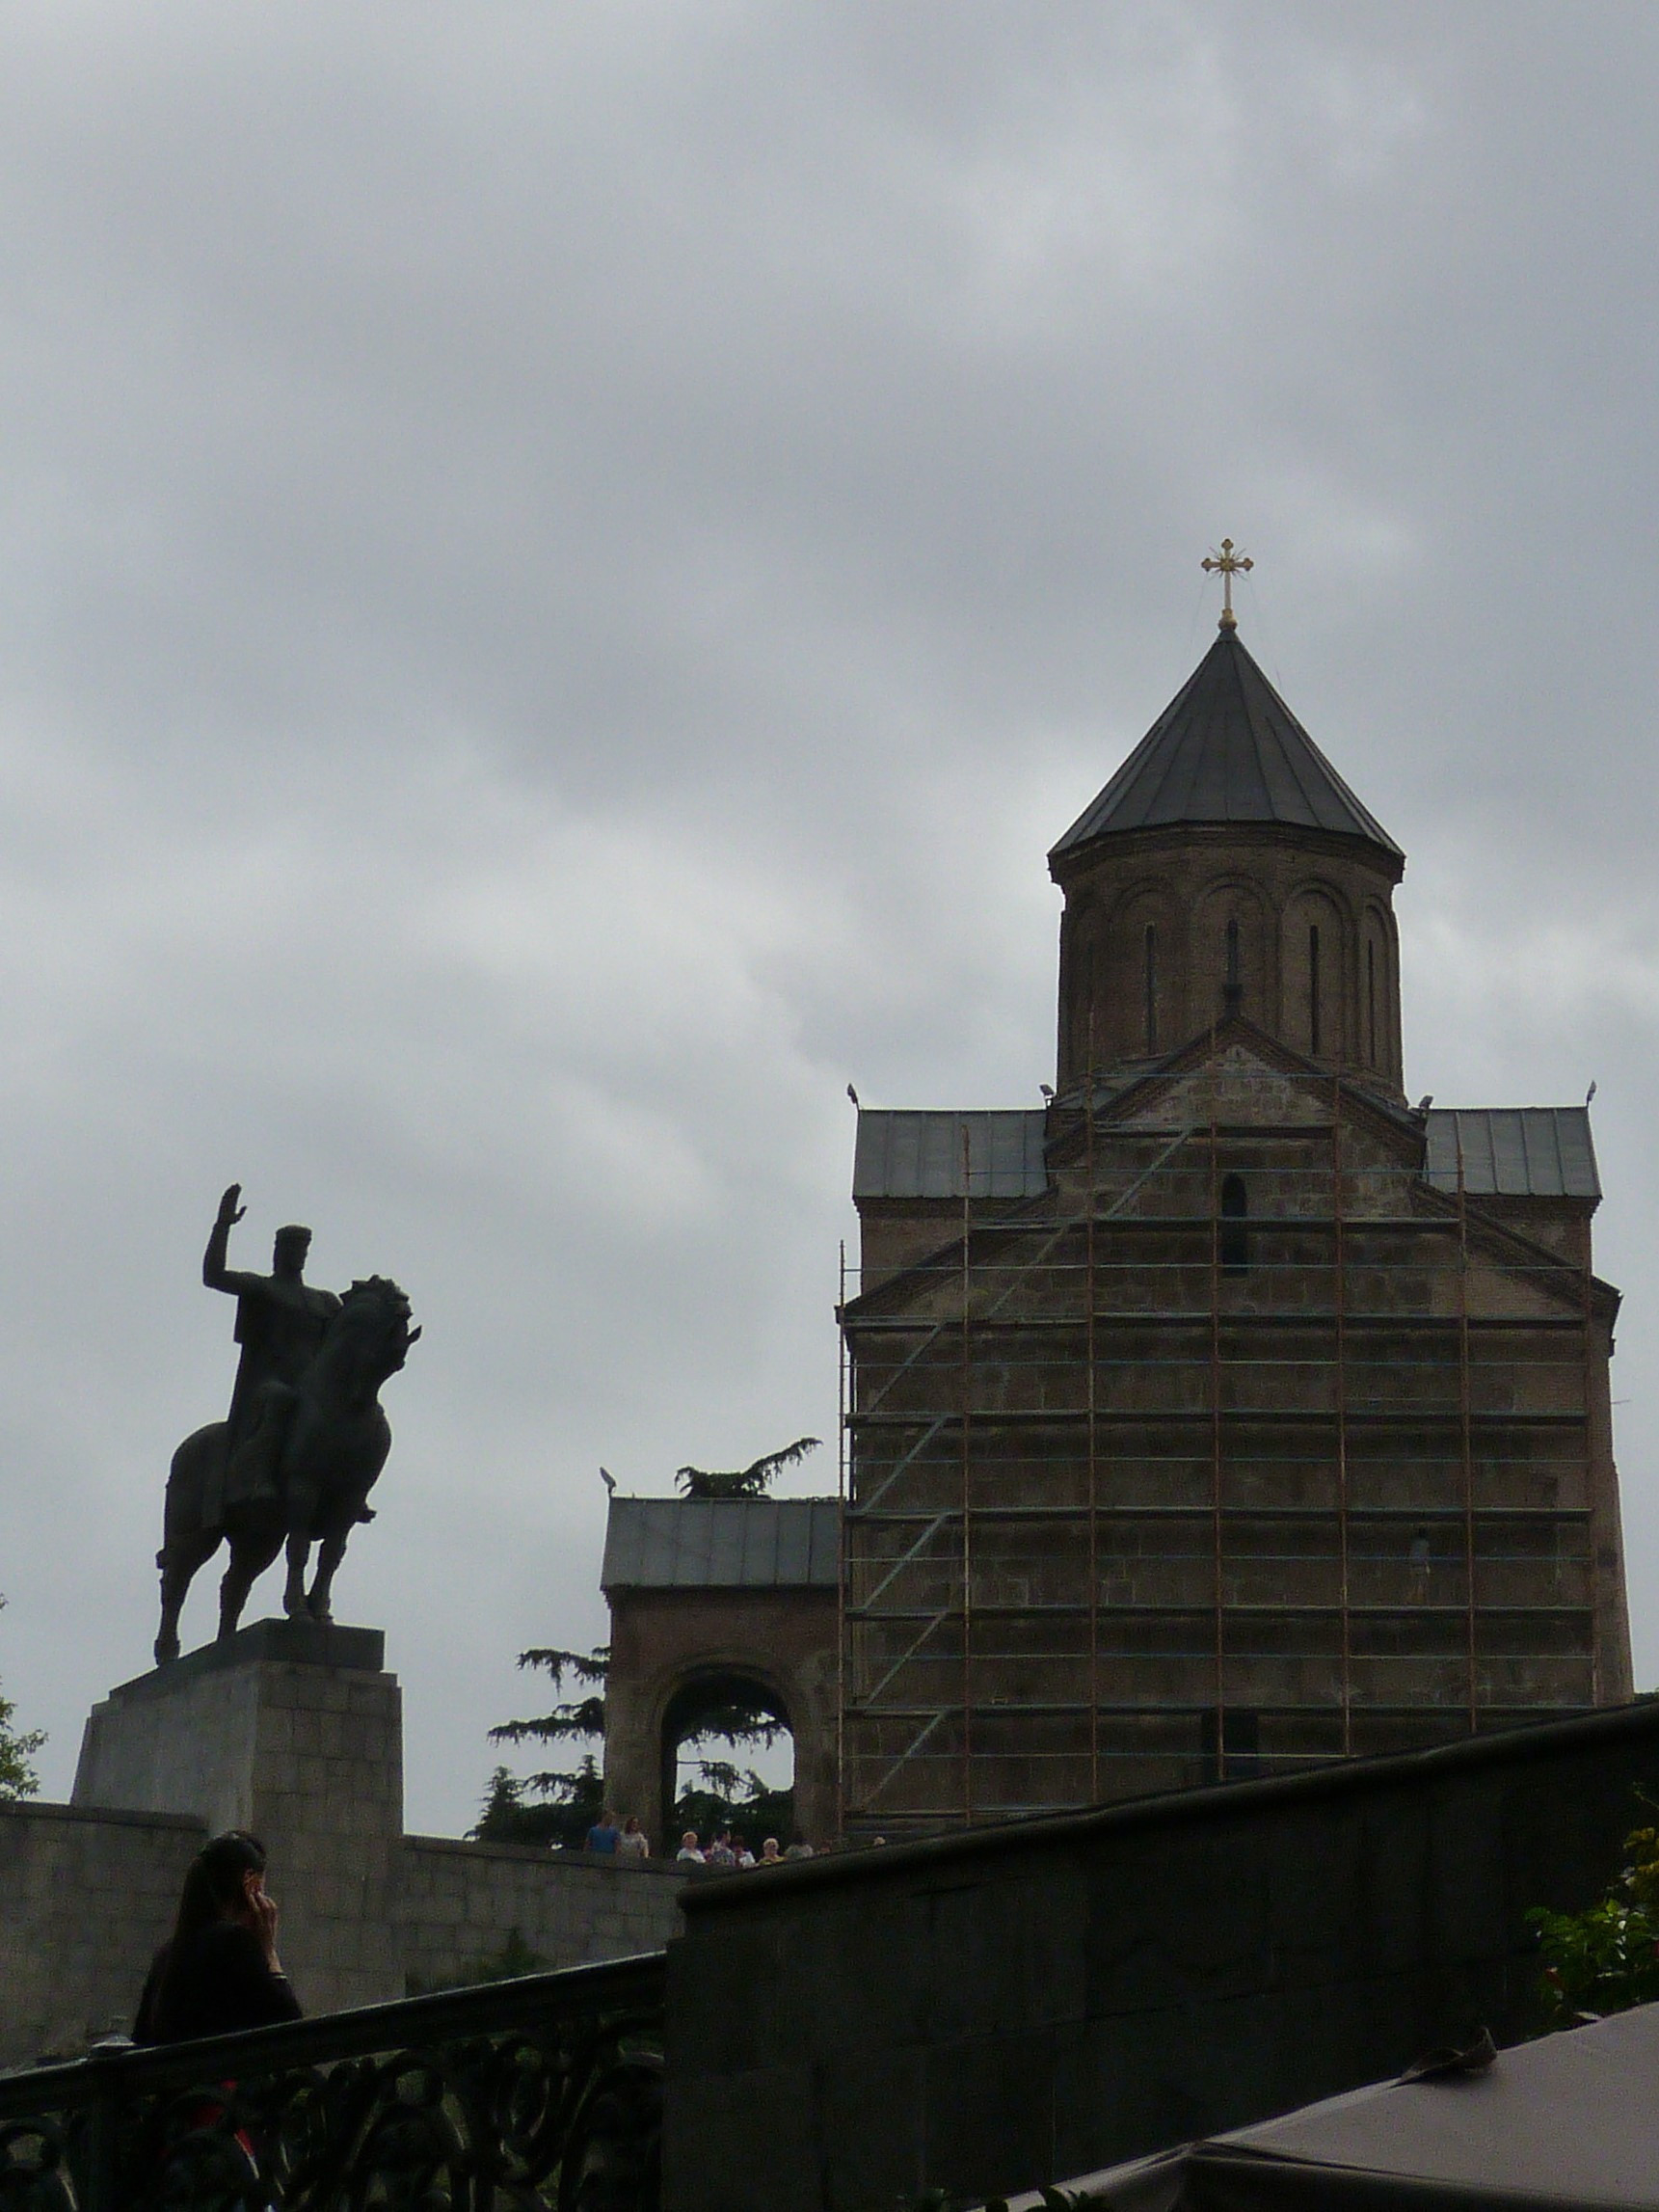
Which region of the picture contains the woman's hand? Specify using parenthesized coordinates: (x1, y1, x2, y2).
(242, 1871, 283, 1972)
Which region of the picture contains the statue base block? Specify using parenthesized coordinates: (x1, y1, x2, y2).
(72, 1619, 403, 2013)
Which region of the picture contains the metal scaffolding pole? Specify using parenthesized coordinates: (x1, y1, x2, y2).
(960, 1123, 974, 1825)
(1333, 1078, 1352, 1755)
(1456, 1124, 1479, 1733)
(1208, 1074, 1225, 1783)
(1085, 1068, 1101, 1802)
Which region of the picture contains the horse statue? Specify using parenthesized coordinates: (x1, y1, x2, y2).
(155, 1276, 419, 1662)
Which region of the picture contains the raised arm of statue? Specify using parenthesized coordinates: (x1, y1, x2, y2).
(203, 1182, 262, 1295)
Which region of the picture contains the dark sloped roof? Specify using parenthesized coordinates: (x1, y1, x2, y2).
(851, 1106, 1597, 1202)
(996, 2001, 1659, 2210)
(851, 1109, 1048, 1200)
(602, 1497, 840, 1590)
(1424, 1107, 1599, 1200)
(1052, 629, 1402, 861)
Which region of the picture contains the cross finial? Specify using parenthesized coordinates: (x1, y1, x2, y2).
(1201, 537, 1253, 632)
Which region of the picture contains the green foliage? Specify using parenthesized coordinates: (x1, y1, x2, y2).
(469, 1754, 605, 1851)
(488, 1646, 609, 1748)
(1527, 1800, 1659, 2025)
(676, 1435, 820, 1500)
(0, 1597, 43, 1802)
(673, 1759, 795, 1854)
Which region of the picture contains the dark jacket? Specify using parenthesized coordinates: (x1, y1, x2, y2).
(134, 1922, 303, 2044)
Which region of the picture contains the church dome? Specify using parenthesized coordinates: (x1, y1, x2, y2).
(1051, 628, 1401, 864)
(1049, 624, 1405, 1099)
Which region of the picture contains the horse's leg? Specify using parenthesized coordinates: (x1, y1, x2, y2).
(155, 1530, 217, 1664)
(307, 1529, 349, 1623)
(281, 1512, 316, 1620)
(218, 1528, 282, 1640)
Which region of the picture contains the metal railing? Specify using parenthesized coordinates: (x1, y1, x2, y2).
(0, 1950, 664, 2210)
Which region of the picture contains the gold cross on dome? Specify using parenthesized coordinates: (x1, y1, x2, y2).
(1201, 538, 1253, 632)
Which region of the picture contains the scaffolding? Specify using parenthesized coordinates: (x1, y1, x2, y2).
(838, 1066, 1609, 1838)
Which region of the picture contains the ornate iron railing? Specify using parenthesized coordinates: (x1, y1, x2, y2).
(0, 1949, 664, 2210)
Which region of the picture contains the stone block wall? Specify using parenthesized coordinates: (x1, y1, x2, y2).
(73, 1621, 404, 2016)
(0, 1624, 691, 2069)
(0, 1801, 204, 2063)
(0, 1807, 688, 2069)
(401, 1838, 685, 1991)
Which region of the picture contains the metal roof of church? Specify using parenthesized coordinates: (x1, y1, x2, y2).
(851, 1106, 1598, 1201)
(602, 1497, 841, 1591)
(851, 1107, 1048, 1200)
(1051, 629, 1403, 861)
(1424, 1107, 1600, 1200)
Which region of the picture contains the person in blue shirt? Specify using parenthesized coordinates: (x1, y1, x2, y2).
(584, 1808, 621, 1854)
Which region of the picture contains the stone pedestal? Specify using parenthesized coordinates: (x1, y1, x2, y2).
(72, 1620, 403, 2015)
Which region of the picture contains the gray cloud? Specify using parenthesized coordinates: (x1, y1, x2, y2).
(1, 1, 1657, 1830)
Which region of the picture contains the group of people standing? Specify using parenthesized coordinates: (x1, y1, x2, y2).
(676, 1828, 814, 1867)
(580, 1807, 815, 1865)
(579, 1810, 652, 1859)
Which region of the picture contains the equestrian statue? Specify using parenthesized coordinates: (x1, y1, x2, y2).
(154, 1184, 418, 1663)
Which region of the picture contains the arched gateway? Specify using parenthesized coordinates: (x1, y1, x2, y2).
(600, 1495, 840, 1849)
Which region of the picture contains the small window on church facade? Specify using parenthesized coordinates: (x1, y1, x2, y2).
(1367, 939, 1378, 1066)
(1308, 924, 1322, 1057)
(1219, 1172, 1248, 1275)
(1143, 924, 1158, 1053)
(1222, 917, 1242, 1013)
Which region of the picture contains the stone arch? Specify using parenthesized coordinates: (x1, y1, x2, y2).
(1191, 877, 1276, 1034)
(1097, 875, 1177, 1066)
(1281, 880, 1351, 1064)
(1057, 895, 1097, 1081)
(601, 1555, 840, 1852)
(656, 1660, 795, 1848)
(1360, 898, 1402, 1086)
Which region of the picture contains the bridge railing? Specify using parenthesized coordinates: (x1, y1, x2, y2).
(0, 1949, 665, 2210)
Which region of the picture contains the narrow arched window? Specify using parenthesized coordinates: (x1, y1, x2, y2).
(1366, 939, 1378, 1066)
(1219, 1172, 1249, 1275)
(1222, 918, 1242, 1014)
(1308, 924, 1323, 1057)
(1143, 924, 1158, 1054)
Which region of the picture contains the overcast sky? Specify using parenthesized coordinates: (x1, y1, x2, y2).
(3, 1, 1659, 1834)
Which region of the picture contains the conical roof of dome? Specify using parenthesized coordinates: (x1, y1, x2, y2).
(1051, 627, 1402, 863)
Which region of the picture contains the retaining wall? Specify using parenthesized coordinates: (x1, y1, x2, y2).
(0, 1808, 686, 2069)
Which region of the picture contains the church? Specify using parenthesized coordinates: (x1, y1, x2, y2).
(840, 569, 1632, 1835)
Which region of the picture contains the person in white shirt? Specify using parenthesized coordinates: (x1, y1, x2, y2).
(675, 1830, 706, 1864)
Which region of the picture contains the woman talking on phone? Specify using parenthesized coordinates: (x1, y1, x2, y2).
(134, 1831, 303, 2043)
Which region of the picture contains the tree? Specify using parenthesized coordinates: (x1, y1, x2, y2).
(477, 1636, 796, 1851)
(676, 1435, 820, 1500)
(471, 1647, 611, 1848)
(0, 1597, 43, 1802)
(1527, 1796, 1659, 2025)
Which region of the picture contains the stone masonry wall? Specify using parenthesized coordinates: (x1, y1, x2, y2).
(401, 1838, 686, 1992)
(0, 1801, 204, 2064)
(0, 1807, 687, 2070)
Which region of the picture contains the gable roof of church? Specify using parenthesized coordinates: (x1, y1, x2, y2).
(851, 1104, 1599, 1201)
(1050, 628, 1403, 862)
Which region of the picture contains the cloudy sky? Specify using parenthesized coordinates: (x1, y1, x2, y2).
(3, 0, 1658, 1834)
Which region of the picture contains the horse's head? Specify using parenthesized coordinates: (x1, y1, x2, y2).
(326, 1276, 420, 1390)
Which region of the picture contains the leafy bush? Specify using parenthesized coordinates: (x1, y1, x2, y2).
(0, 1596, 43, 1802)
(1527, 1802, 1659, 2025)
